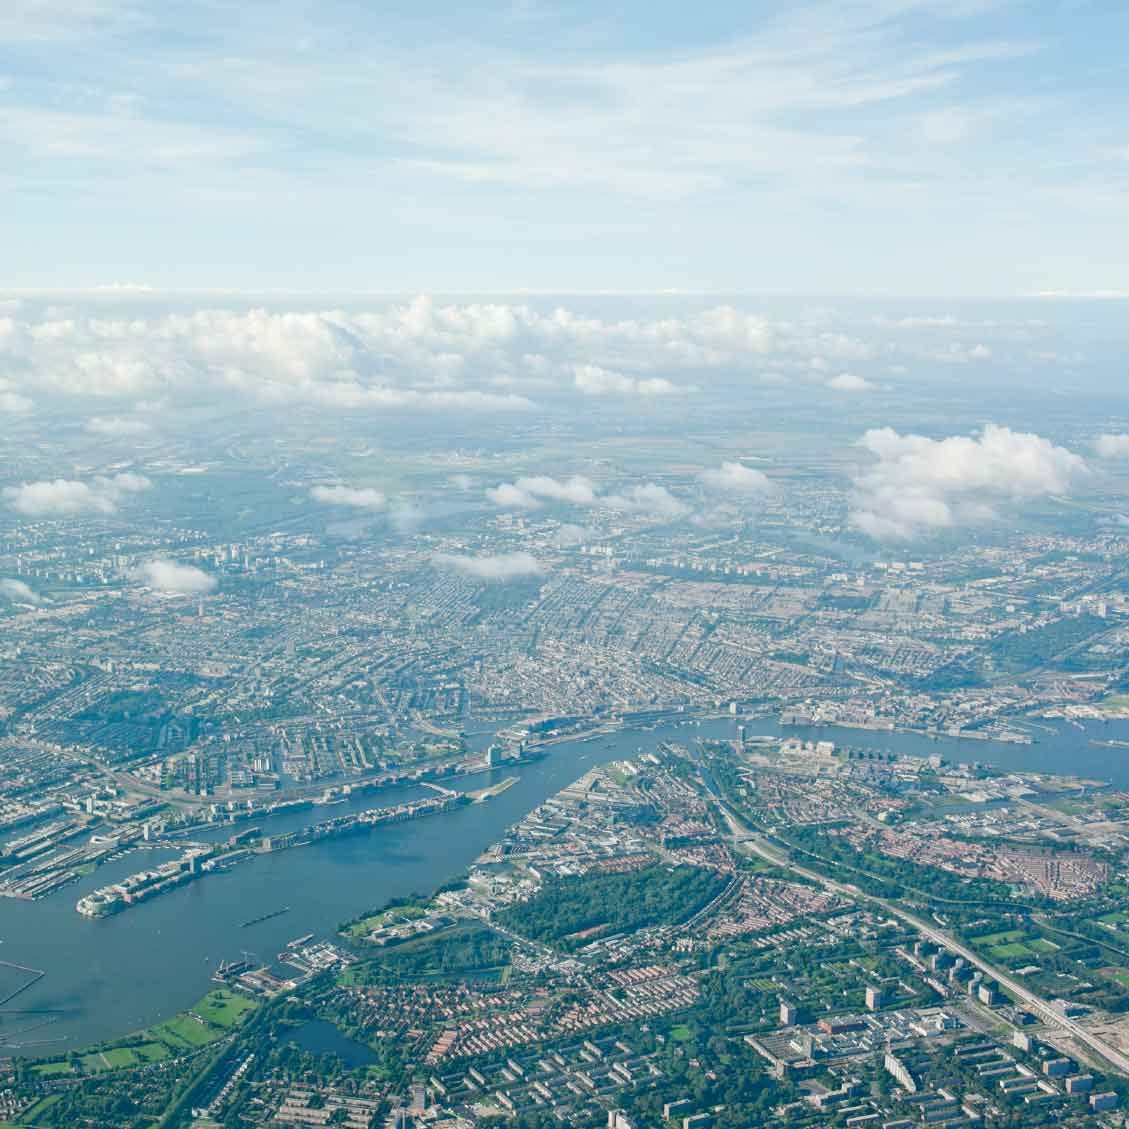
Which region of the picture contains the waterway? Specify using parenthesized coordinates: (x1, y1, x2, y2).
(284, 1018, 377, 1068)
(2, 714, 1129, 1053)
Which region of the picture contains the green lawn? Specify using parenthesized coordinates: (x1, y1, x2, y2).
(977, 929, 1027, 946)
(193, 988, 257, 1029)
(990, 942, 1033, 960)
(29, 1062, 71, 1078)
(25, 988, 241, 1083)
(152, 1014, 218, 1048)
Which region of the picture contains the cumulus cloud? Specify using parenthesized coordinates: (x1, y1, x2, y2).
(3, 473, 151, 516)
(0, 390, 33, 413)
(133, 559, 217, 594)
(487, 474, 598, 509)
(433, 551, 546, 582)
(573, 364, 683, 397)
(86, 416, 151, 436)
(0, 578, 43, 605)
(0, 297, 891, 417)
(602, 483, 690, 520)
(310, 484, 387, 509)
(1094, 434, 1129, 459)
(850, 424, 1088, 540)
(486, 482, 542, 509)
(449, 474, 474, 491)
(700, 461, 772, 494)
(828, 372, 877, 392)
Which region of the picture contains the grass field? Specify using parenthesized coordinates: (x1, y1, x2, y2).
(26, 987, 256, 1082)
(977, 929, 1027, 946)
(152, 1014, 219, 1048)
(193, 988, 257, 1029)
(29, 1062, 71, 1078)
(990, 942, 1032, 959)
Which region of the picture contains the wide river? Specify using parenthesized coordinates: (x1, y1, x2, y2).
(3, 714, 1129, 1053)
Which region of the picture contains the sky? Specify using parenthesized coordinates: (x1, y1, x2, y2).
(2, 0, 1128, 295)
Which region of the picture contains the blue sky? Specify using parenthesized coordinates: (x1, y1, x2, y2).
(3, 0, 1128, 294)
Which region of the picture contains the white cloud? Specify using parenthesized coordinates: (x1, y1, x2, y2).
(517, 475, 599, 504)
(310, 484, 387, 509)
(0, 578, 43, 605)
(433, 551, 546, 582)
(388, 501, 424, 533)
(488, 474, 598, 509)
(602, 483, 690, 520)
(0, 298, 886, 417)
(700, 461, 772, 494)
(449, 473, 474, 491)
(1094, 434, 1129, 459)
(850, 424, 1088, 540)
(133, 559, 217, 594)
(3, 472, 151, 516)
(828, 372, 876, 392)
(0, 390, 33, 413)
(486, 483, 540, 509)
(551, 523, 589, 548)
(86, 415, 151, 435)
(573, 364, 683, 397)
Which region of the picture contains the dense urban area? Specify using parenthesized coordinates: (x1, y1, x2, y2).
(4, 306, 1129, 1129)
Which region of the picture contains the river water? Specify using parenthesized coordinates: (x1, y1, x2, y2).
(1, 714, 1128, 1053)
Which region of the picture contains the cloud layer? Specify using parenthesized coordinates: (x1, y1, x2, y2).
(0, 297, 896, 419)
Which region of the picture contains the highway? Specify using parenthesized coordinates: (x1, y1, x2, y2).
(705, 774, 1129, 1077)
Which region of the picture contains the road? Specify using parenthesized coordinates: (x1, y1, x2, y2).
(703, 769, 1129, 1076)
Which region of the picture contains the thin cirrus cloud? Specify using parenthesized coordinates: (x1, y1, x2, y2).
(132, 559, 217, 594)
(433, 551, 546, 582)
(2, 473, 151, 516)
(849, 424, 1088, 541)
(2, 3, 1127, 294)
